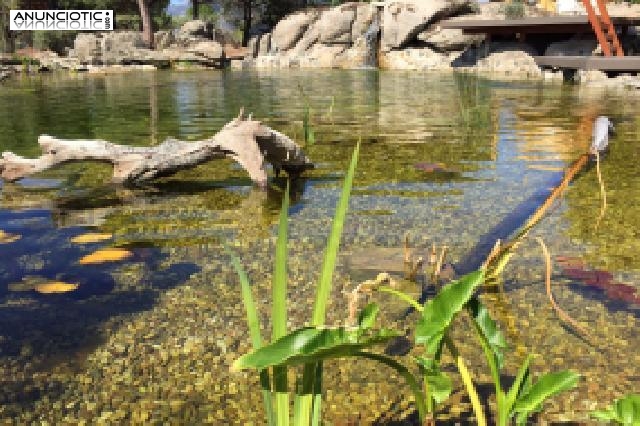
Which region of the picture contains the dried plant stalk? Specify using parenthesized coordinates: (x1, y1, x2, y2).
(536, 237, 590, 338)
(594, 151, 608, 230)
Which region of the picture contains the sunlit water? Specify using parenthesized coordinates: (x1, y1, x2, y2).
(0, 70, 638, 423)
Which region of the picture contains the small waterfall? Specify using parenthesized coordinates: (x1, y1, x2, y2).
(363, 15, 380, 68)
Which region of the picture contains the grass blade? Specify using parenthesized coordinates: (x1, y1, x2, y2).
(226, 247, 274, 425)
(296, 142, 360, 424)
(273, 182, 291, 425)
(312, 141, 360, 326)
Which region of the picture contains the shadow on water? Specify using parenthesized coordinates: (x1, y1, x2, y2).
(0, 206, 200, 413)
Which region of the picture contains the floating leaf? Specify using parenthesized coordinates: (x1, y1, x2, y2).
(591, 394, 640, 424)
(34, 281, 79, 294)
(233, 326, 399, 371)
(0, 229, 21, 244)
(70, 233, 113, 244)
(79, 248, 132, 264)
(415, 270, 485, 353)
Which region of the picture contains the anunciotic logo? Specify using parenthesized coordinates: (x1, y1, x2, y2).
(10, 10, 113, 31)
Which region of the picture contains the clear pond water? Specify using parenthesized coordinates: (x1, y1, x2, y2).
(0, 70, 638, 423)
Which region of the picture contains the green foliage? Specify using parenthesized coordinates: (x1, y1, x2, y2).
(501, 0, 525, 19)
(467, 297, 508, 371)
(233, 315, 398, 371)
(231, 143, 360, 425)
(591, 394, 640, 425)
(512, 371, 580, 424)
(415, 270, 485, 353)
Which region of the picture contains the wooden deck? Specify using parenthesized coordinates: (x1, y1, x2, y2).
(534, 55, 640, 71)
(440, 15, 640, 35)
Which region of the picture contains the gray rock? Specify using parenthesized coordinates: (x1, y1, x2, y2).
(418, 25, 484, 52)
(316, 4, 356, 44)
(178, 20, 213, 39)
(154, 31, 176, 51)
(271, 11, 318, 52)
(381, 0, 475, 52)
(248, 35, 260, 58)
(187, 41, 224, 60)
(259, 33, 271, 56)
(352, 3, 378, 39)
(544, 37, 597, 56)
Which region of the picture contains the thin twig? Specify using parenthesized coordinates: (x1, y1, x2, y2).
(594, 151, 607, 230)
(536, 237, 591, 338)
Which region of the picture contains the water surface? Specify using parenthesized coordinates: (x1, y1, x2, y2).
(0, 70, 638, 423)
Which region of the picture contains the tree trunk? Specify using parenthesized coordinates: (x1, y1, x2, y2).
(137, 0, 154, 49)
(192, 0, 199, 19)
(242, 0, 252, 47)
(0, 110, 313, 188)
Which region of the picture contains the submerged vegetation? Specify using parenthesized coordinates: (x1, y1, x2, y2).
(229, 137, 589, 423)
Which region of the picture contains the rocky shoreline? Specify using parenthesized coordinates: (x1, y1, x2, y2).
(3, 0, 640, 87)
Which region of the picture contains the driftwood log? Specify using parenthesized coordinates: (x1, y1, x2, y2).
(0, 109, 313, 188)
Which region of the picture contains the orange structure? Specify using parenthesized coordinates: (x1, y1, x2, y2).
(582, 0, 624, 56)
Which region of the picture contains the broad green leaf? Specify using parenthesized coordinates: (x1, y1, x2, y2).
(513, 371, 580, 416)
(416, 356, 453, 404)
(591, 394, 640, 425)
(233, 326, 399, 371)
(467, 297, 507, 370)
(312, 142, 360, 326)
(357, 303, 379, 330)
(415, 270, 485, 353)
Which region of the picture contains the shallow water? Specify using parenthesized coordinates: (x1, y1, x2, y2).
(0, 70, 638, 423)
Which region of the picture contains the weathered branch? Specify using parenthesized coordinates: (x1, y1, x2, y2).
(0, 109, 313, 188)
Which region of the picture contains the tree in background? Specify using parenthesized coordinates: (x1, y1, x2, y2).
(137, 0, 154, 47)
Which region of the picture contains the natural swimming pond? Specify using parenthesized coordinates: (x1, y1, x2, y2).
(0, 69, 638, 423)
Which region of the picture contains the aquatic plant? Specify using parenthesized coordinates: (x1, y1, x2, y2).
(591, 394, 640, 424)
(229, 142, 361, 425)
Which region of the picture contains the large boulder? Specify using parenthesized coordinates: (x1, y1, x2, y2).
(475, 50, 542, 78)
(259, 33, 272, 56)
(70, 32, 150, 65)
(381, 0, 475, 51)
(352, 3, 378, 39)
(154, 30, 175, 50)
(544, 37, 597, 56)
(379, 47, 453, 70)
(271, 11, 318, 52)
(418, 25, 484, 51)
(187, 40, 224, 60)
(178, 20, 213, 39)
(316, 4, 357, 44)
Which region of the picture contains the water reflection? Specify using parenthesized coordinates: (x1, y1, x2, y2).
(0, 70, 639, 423)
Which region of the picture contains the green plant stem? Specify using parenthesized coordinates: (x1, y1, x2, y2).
(297, 142, 360, 425)
(355, 351, 427, 422)
(273, 183, 290, 426)
(379, 287, 424, 312)
(311, 363, 323, 426)
(226, 247, 274, 425)
(443, 335, 487, 426)
(468, 314, 505, 424)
